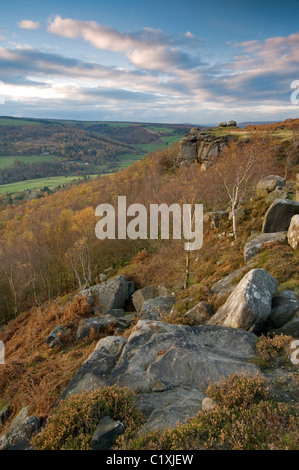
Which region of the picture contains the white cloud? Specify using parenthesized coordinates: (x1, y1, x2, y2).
(18, 20, 40, 30)
(185, 31, 194, 39)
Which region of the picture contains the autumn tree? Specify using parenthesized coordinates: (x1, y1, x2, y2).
(214, 133, 277, 240)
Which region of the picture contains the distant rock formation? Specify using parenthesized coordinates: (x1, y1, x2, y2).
(218, 120, 237, 128)
(177, 128, 234, 169)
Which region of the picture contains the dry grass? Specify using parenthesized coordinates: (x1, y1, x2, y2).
(0, 297, 102, 428)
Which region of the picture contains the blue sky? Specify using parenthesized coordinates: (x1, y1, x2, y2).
(0, 0, 299, 123)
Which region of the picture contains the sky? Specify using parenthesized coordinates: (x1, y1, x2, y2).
(0, 0, 299, 124)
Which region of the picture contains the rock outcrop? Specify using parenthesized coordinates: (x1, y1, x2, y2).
(208, 269, 277, 334)
(60, 320, 259, 432)
(288, 214, 299, 249)
(256, 175, 286, 198)
(177, 129, 234, 169)
(0, 406, 41, 450)
(244, 232, 286, 263)
(262, 199, 299, 233)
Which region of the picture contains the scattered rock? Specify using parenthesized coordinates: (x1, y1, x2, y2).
(183, 302, 212, 325)
(265, 189, 288, 203)
(256, 175, 286, 198)
(45, 325, 67, 348)
(91, 416, 125, 450)
(288, 214, 299, 249)
(79, 276, 128, 309)
(265, 290, 299, 329)
(132, 286, 158, 312)
(244, 232, 286, 263)
(203, 211, 229, 230)
(0, 406, 40, 450)
(262, 199, 299, 233)
(139, 296, 175, 320)
(202, 397, 217, 412)
(76, 316, 128, 341)
(208, 269, 277, 334)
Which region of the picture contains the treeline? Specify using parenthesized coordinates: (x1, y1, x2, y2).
(0, 158, 120, 185)
(0, 123, 137, 158)
(86, 124, 161, 145)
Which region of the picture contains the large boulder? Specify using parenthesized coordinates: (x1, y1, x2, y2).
(0, 406, 40, 450)
(208, 269, 277, 334)
(288, 214, 299, 249)
(132, 286, 158, 312)
(139, 296, 175, 320)
(79, 276, 128, 309)
(60, 320, 259, 431)
(262, 199, 299, 233)
(256, 175, 286, 198)
(264, 290, 299, 329)
(244, 232, 286, 263)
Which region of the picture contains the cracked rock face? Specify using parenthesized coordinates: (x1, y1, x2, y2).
(60, 320, 259, 431)
(177, 131, 233, 169)
(208, 269, 277, 334)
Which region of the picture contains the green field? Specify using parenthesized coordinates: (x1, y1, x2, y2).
(0, 155, 59, 169)
(137, 135, 182, 153)
(0, 175, 99, 195)
(0, 118, 41, 126)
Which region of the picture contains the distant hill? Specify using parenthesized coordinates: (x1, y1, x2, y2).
(238, 121, 277, 128)
(244, 118, 299, 131)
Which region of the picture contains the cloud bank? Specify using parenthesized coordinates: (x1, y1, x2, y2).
(1, 16, 298, 122)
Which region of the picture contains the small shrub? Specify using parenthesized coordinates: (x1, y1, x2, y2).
(32, 386, 145, 450)
(253, 334, 294, 370)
